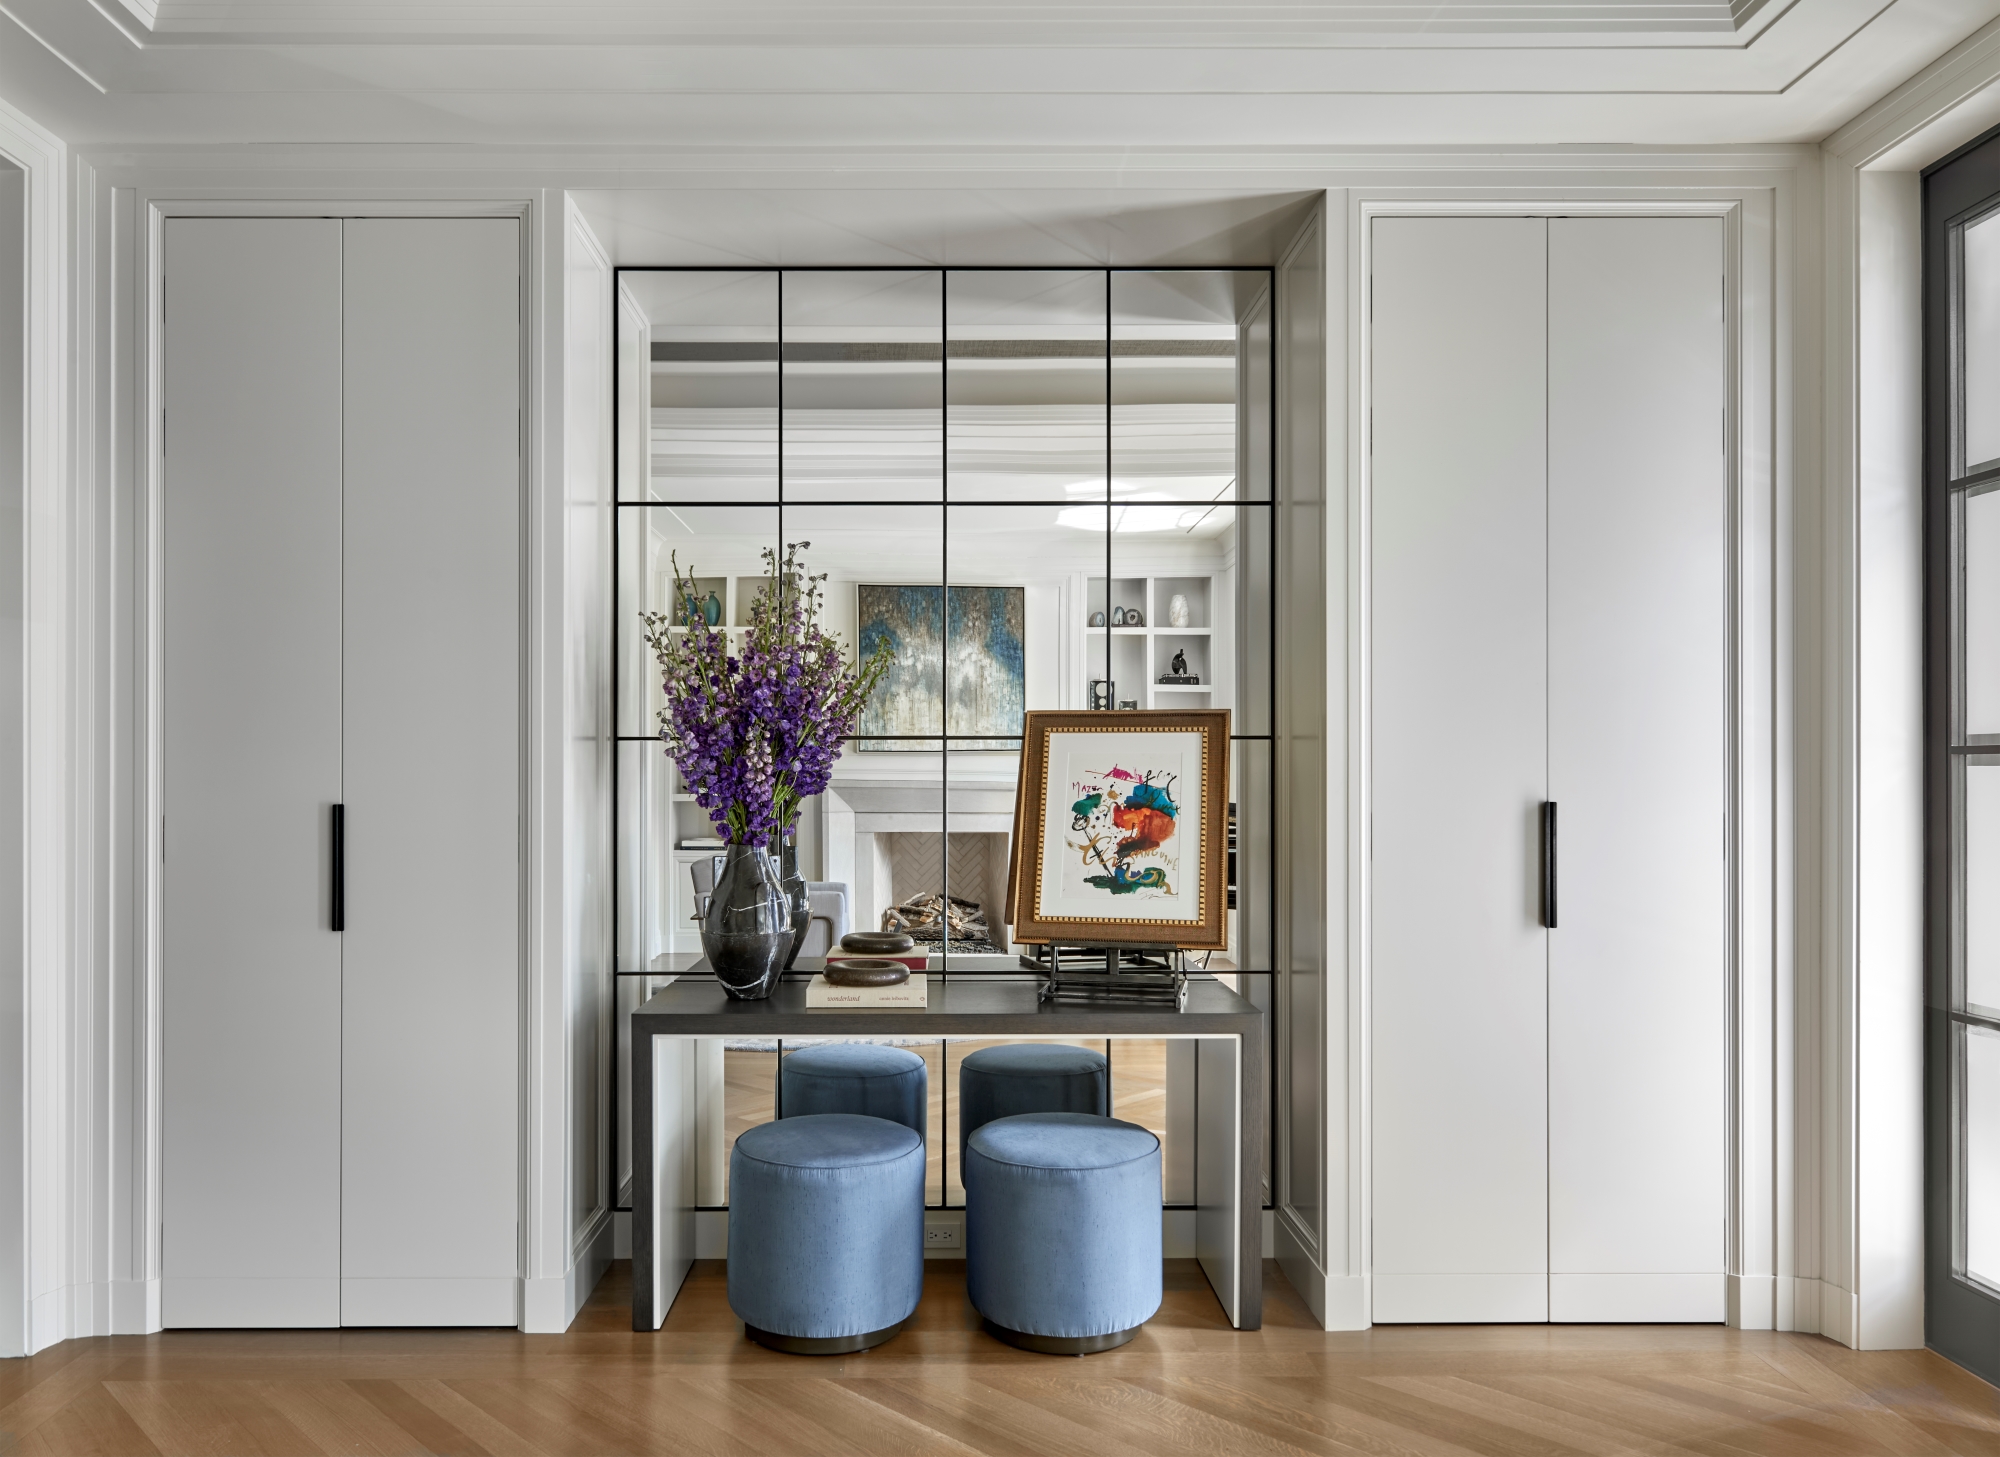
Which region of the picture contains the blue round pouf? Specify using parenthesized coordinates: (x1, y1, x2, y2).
(781, 1043, 927, 1142)
(957, 1043, 1107, 1164)
(964, 1112, 1162, 1354)
(727, 1113, 925, 1354)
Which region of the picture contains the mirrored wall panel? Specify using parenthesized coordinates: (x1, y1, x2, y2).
(620, 272, 779, 503)
(614, 265, 1278, 1215)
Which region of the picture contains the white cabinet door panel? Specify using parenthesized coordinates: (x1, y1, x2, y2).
(1547, 218, 1727, 1316)
(339, 219, 521, 1321)
(1369, 217, 1550, 1314)
(162, 218, 344, 1327)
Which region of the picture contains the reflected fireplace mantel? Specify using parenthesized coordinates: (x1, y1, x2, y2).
(820, 776, 1020, 945)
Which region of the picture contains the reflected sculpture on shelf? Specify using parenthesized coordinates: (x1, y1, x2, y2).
(856, 584, 1025, 750)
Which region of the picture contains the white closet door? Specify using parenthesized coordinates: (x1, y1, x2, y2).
(162, 219, 345, 1327)
(1546, 217, 1726, 1322)
(339, 219, 521, 1325)
(1370, 217, 1552, 1323)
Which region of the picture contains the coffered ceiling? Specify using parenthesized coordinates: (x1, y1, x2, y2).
(0, 0, 1993, 151)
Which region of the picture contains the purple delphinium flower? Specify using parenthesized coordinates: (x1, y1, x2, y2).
(641, 543, 892, 847)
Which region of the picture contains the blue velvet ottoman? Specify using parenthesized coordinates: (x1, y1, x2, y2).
(957, 1043, 1107, 1164)
(964, 1112, 1162, 1354)
(727, 1113, 925, 1354)
(781, 1042, 927, 1141)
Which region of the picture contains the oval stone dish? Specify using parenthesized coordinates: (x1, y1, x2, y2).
(822, 958, 911, 988)
(840, 930, 916, 955)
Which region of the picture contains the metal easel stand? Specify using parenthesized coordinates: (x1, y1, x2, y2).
(1020, 942, 1190, 1010)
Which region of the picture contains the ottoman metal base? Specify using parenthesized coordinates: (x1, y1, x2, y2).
(982, 1317, 1142, 1355)
(744, 1320, 904, 1355)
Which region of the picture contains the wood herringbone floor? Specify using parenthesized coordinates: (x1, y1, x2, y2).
(3, 1260, 1997, 1455)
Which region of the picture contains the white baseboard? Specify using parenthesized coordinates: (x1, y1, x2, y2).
(1552, 1273, 1725, 1323)
(1727, 1273, 1775, 1330)
(342, 1277, 517, 1328)
(162, 1276, 340, 1329)
(521, 1206, 616, 1333)
(1269, 1209, 1371, 1330)
(1273, 1211, 1327, 1325)
(1778, 1277, 1853, 1343)
(1323, 1275, 1370, 1329)
(29, 1285, 79, 1352)
(111, 1278, 161, 1335)
(1818, 1280, 1859, 1347)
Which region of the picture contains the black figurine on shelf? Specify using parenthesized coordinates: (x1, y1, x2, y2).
(1170, 648, 1188, 677)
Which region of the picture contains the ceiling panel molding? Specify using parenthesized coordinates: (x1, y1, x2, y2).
(8, 0, 1991, 153)
(142, 0, 1764, 41)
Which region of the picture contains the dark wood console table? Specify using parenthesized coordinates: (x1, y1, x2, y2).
(629, 971, 1266, 1332)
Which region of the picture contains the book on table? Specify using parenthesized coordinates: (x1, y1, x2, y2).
(804, 975, 929, 1009)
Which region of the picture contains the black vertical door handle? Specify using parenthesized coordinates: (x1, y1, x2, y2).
(331, 803, 345, 932)
(1540, 801, 1558, 930)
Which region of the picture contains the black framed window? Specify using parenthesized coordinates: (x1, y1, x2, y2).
(1927, 127, 2000, 1379)
(610, 267, 1276, 1214)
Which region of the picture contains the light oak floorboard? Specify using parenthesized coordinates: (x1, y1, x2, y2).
(2, 1262, 1996, 1456)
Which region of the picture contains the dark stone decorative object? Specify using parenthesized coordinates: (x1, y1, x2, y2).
(1170, 648, 1188, 676)
(823, 958, 911, 988)
(1089, 610, 1106, 627)
(1110, 606, 1127, 626)
(1126, 608, 1143, 627)
(841, 930, 916, 955)
(775, 835, 811, 969)
(701, 844, 792, 999)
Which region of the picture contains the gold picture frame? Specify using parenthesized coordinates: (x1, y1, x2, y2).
(1006, 709, 1231, 951)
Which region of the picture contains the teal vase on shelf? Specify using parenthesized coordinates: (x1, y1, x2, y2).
(703, 590, 723, 626)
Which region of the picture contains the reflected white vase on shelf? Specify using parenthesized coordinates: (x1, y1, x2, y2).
(1168, 594, 1190, 628)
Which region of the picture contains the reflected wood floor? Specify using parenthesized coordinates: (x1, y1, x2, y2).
(5, 1260, 1998, 1455)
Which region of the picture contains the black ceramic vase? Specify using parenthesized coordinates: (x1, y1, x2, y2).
(775, 834, 812, 970)
(700, 843, 792, 999)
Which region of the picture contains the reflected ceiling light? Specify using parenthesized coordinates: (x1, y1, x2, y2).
(1056, 503, 1212, 534)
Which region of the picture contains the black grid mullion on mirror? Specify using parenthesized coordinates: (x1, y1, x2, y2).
(609, 265, 1278, 1214)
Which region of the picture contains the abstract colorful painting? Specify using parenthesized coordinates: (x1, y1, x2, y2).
(1061, 763, 1181, 901)
(855, 584, 1024, 750)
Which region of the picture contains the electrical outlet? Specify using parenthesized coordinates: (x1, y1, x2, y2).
(924, 1218, 961, 1249)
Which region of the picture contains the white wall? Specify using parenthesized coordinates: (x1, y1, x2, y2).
(0, 128, 1893, 1351)
(522, 198, 616, 1332)
(0, 94, 68, 1360)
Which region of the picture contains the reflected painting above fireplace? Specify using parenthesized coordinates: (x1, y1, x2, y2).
(855, 583, 1025, 750)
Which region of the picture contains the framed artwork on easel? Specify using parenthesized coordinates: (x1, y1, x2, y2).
(1006, 709, 1231, 951)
